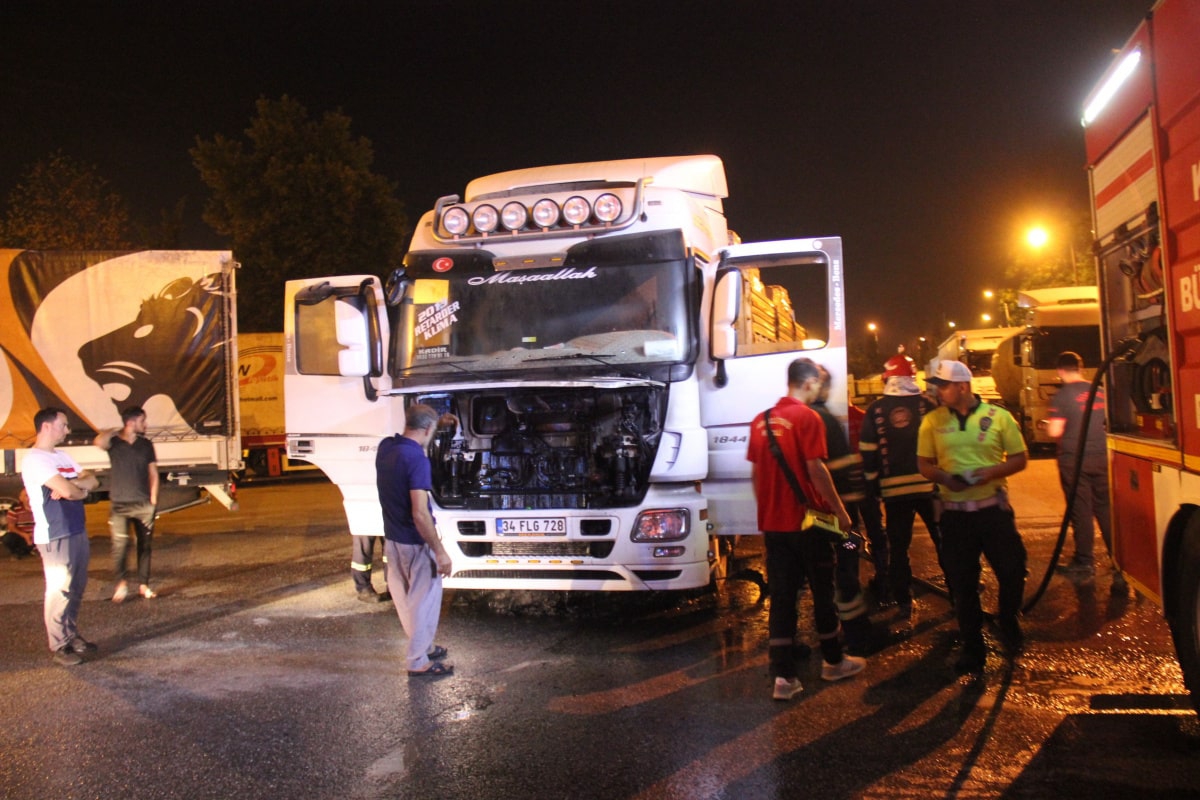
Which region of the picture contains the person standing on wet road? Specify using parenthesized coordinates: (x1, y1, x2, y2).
(917, 360, 1028, 675)
(811, 365, 872, 654)
(23, 407, 100, 666)
(1045, 351, 1121, 588)
(377, 403, 454, 678)
(95, 406, 159, 602)
(747, 358, 867, 701)
(859, 354, 944, 623)
(350, 534, 390, 603)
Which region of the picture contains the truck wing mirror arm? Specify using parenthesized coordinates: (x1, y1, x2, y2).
(295, 281, 335, 306)
(359, 278, 383, 402)
(710, 267, 741, 388)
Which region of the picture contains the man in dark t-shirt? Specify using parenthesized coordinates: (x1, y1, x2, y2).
(377, 404, 454, 678)
(1045, 351, 1116, 583)
(95, 406, 159, 601)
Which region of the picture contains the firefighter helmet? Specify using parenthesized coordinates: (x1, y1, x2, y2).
(883, 347, 915, 379)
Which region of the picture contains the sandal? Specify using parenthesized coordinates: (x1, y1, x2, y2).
(426, 645, 448, 661)
(408, 661, 453, 678)
(112, 583, 128, 603)
(140, 586, 157, 599)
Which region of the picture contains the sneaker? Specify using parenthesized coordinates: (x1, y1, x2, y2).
(53, 646, 83, 667)
(821, 655, 866, 682)
(773, 677, 804, 700)
(68, 635, 98, 654)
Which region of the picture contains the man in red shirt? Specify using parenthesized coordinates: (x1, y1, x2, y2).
(747, 358, 867, 700)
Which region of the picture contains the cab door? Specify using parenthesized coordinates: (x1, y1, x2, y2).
(284, 275, 398, 438)
(702, 237, 847, 435)
(699, 238, 847, 536)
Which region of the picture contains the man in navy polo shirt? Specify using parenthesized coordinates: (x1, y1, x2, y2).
(377, 403, 454, 678)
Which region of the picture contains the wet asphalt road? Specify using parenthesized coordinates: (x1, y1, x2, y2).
(2, 459, 1199, 800)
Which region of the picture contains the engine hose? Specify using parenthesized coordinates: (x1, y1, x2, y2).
(1020, 338, 1139, 614)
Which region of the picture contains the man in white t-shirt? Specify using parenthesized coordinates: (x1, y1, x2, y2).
(22, 407, 99, 666)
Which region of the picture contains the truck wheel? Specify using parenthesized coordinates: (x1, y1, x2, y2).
(1171, 519, 1200, 715)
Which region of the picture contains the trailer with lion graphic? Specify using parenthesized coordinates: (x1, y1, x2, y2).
(0, 250, 241, 512)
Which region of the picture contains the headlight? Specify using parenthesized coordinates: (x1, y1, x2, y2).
(532, 198, 560, 228)
(593, 193, 622, 223)
(501, 201, 528, 231)
(631, 509, 689, 542)
(442, 206, 470, 236)
(472, 204, 499, 233)
(561, 196, 591, 226)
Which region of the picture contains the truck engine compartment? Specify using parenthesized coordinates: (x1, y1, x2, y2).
(416, 386, 666, 511)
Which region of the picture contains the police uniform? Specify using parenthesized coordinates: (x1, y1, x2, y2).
(917, 394, 1027, 672)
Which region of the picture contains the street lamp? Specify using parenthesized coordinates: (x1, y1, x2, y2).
(982, 313, 992, 324)
(866, 322, 879, 368)
(984, 288, 1012, 326)
(1025, 224, 1078, 285)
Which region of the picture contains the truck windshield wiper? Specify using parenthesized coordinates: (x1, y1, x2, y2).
(527, 352, 616, 366)
(399, 359, 488, 380)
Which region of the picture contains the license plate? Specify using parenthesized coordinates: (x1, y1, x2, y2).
(496, 517, 566, 536)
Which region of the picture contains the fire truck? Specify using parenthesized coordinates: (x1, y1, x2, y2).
(283, 155, 846, 591)
(1083, 0, 1200, 710)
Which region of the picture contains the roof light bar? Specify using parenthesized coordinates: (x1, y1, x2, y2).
(1082, 48, 1141, 127)
(428, 178, 646, 244)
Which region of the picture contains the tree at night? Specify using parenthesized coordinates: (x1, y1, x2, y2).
(192, 95, 408, 332)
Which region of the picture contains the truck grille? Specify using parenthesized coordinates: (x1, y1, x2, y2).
(457, 541, 615, 558)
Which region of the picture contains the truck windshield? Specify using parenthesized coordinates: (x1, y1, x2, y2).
(1031, 325, 1102, 369)
(391, 258, 696, 381)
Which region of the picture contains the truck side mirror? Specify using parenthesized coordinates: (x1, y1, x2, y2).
(711, 269, 741, 361)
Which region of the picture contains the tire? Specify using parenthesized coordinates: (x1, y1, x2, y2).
(1171, 519, 1200, 715)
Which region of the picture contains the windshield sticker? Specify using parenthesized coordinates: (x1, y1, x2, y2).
(466, 266, 597, 286)
(416, 300, 460, 341)
(415, 345, 449, 361)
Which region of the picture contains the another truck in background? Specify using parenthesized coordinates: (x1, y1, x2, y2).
(990, 286, 1102, 448)
(237, 332, 317, 480)
(930, 326, 1023, 403)
(0, 250, 241, 512)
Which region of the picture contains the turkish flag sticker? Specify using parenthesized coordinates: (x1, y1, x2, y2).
(432, 257, 453, 273)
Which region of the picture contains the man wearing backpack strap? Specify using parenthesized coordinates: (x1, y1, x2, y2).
(746, 358, 867, 700)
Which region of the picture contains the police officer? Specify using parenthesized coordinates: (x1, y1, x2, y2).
(917, 360, 1028, 675)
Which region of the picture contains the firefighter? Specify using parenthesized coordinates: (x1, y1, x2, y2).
(859, 351, 945, 625)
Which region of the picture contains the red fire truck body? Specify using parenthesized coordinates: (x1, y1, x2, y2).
(1084, 0, 1200, 710)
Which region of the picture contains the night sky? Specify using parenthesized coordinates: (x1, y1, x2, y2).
(1, 0, 1152, 353)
